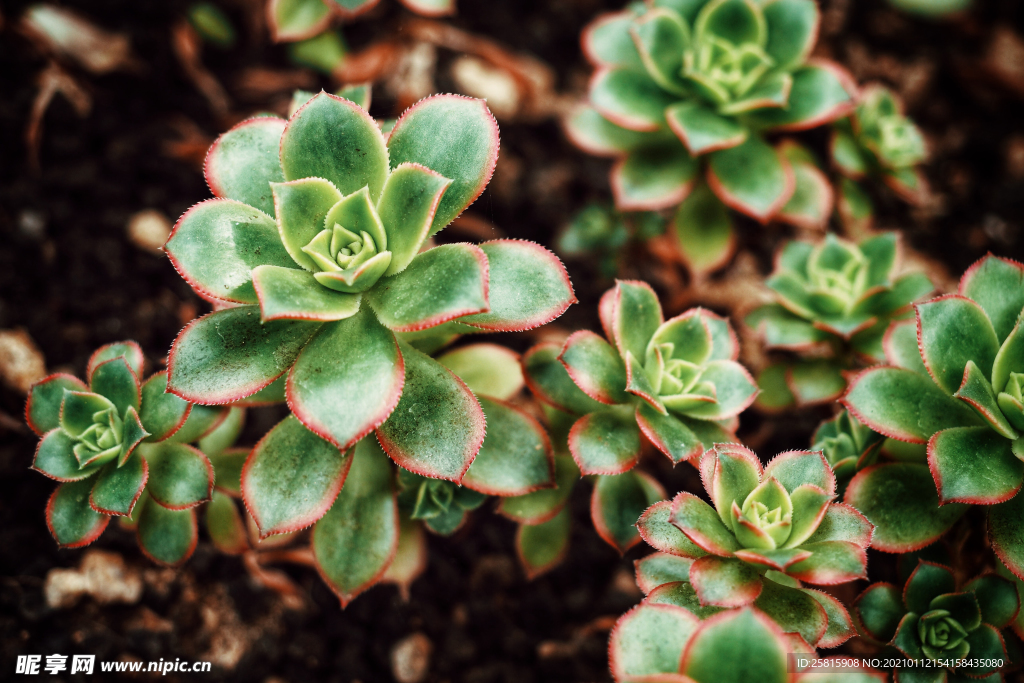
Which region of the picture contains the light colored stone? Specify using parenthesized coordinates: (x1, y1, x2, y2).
(0, 329, 46, 393)
(451, 55, 520, 120)
(390, 632, 432, 683)
(127, 209, 172, 254)
(45, 550, 143, 609)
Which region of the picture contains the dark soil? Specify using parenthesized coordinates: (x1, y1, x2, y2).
(3, 0, 1024, 681)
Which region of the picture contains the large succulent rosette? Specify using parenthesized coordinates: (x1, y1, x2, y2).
(843, 255, 1024, 579)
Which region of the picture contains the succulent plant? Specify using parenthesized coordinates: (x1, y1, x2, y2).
(811, 409, 884, 490)
(655, 444, 872, 606)
(163, 91, 576, 603)
(560, 280, 756, 471)
(557, 204, 664, 278)
(608, 603, 878, 683)
(832, 85, 928, 204)
(25, 341, 233, 565)
(566, 0, 855, 273)
(855, 560, 1018, 680)
(747, 231, 933, 411)
(842, 255, 1024, 579)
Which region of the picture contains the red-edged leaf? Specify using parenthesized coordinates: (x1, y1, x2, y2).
(670, 490, 740, 557)
(787, 541, 868, 585)
(381, 515, 427, 600)
(87, 341, 144, 383)
(288, 308, 405, 451)
(26, 373, 87, 436)
(634, 553, 695, 595)
(376, 342, 485, 483)
(558, 330, 628, 405)
(568, 407, 641, 476)
(609, 602, 700, 682)
(637, 500, 709, 559)
(591, 470, 665, 554)
(689, 555, 763, 607)
(167, 306, 320, 404)
(521, 342, 604, 415)
(680, 608, 790, 683)
(242, 415, 353, 538)
(142, 442, 214, 510)
(204, 116, 286, 214)
(463, 397, 554, 497)
(386, 94, 500, 235)
(90, 453, 148, 516)
(457, 240, 576, 332)
(516, 506, 571, 580)
(137, 501, 198, 566)
(312, 437, 399, 607)
(46, 477, 110, 548)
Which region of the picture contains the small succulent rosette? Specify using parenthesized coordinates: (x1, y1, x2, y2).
(660, 444, 872, 607)
(628, 472, 860, 652)
(747, 232, 933, 411)
(559, 280, 757, 471)
(26, 341, 235, 565)
(843, 255, 1024, 576)
(566, 0, 856, 272)
(832, 84, 929, 205)
(556, 203, 664, 278)
(520, 280, 757, 553)
(608, 603, 880, 683)
(811, 409, 884, 491)
(855, 560, 1019, 681)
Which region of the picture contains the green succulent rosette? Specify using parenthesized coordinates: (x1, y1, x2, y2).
(747, 231, 933, 411)
(661, 445, 871, 601)
(520, 280, 757, 553)
(566, 0, 855, 273)
(558, 280, 758, 472)
(855, 560, 1018, 680)
(843, 255, 1024, 579)
(832, 84, 928, 205)
(811, 409, 884, 492)
(26, 341, 235, 565)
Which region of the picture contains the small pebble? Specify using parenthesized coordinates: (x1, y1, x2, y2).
(390, 632, 432, 683)
(0, 328, 46, 393)
(127, 209, 172, 254)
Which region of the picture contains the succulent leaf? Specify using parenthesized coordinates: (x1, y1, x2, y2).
(168, 306, 320, 404)
(609, 602, 700, 681)
(312, 437, 398, 607)
(592, 470, 665, 553)
(462, 397, 554, 496)
(242, 415, 353, 538)
(280, 92, 390, 201)
(204, 117, 286, 215)
(516, 506, 571, 580)
(367, 243, 489, 331)
(457, 240, 576, 332)
(287, 309, 405, 452)
(136, 499, 197, 566)
(375, 341, 485, 483)
(46, 476, 110, 548)
(386, 94, 499, 235)
(141, 442, 213, 510)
